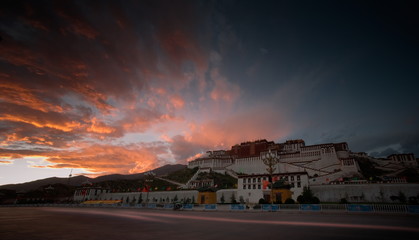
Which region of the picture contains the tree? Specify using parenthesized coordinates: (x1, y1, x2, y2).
(390, 195, 399, 202)
(173, 195, 178, 202)
(239, 196, 245, 204)
(297, 187, 320, 204)
(138, 194, 143, 204)
(398, 191, 407, 203)
(230, 194, 237, 204)
(284, 198, 295, 204)
(220, 193, 225, 204)
(379, 189, 385, 203)
(191, 196, 195, 204)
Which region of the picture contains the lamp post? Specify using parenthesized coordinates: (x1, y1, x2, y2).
(144, 171, 155, 203)
(262, 149, 280, 204)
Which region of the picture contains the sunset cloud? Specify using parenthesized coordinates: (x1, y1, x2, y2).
(1, 0, 417, 185)
(42, 143, 168, 175)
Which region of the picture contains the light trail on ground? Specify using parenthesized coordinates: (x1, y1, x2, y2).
(47, 208, 171, 223)
(46, 208, 419, 233)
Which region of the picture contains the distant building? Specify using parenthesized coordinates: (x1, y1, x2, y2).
(73, 187, 110, 202)
(72, 140, 418, 205)
(188, 139, 361, 186)
(387, 153, 417, 167)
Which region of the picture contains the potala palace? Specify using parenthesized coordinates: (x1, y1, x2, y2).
(188, 139, 360, 184)
(185, 139, 361, 203)
(73, 139, 419, 205)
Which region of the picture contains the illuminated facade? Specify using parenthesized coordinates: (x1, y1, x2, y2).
(188, 139, 361, 186)
(237, 172, 309, 203)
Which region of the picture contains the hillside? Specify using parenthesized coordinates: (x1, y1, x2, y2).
(0, 164, 186, 192)
(0, 175, 90, 193)
(165, 167, 198, 184)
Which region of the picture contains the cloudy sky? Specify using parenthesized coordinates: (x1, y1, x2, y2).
(1, 0, 418, 185)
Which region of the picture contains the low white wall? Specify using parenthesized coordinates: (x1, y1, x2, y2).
(216, 189, 237, 203)
(312, 183, 419, 203)
(99, 190, 199, 203)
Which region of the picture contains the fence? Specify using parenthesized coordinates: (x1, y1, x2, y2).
(2, 203, 418, 214)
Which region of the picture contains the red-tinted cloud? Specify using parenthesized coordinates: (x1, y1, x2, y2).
(0, 1, 278, 178)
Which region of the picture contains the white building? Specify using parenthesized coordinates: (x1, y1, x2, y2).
(237, 172, 309, 203)
(388, 153, 418, 167)
(188, 139, 361, 186)
(73, 187, 110, 202)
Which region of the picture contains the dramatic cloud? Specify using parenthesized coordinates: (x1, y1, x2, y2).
(1, 1, 418, 184)
(0, 0, 260, 177)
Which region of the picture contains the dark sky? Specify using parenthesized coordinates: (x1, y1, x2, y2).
(0, 0, 418, 184)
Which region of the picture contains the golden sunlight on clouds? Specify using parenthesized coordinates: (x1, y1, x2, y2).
(0, 83, 64, 113)
(186, 152, 205, 162)
(0, 115, 81, 132)
(86, 117, 115, 134)
(43, 144, 164, 175)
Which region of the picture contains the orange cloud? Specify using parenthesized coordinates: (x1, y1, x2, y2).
(0, 82, 63, 113)
(186, 152, 205, 162)
(0, 133, 54, 147)
(170, 95, 185, 109)
(43, 144, 166, 175)
(71, 82, 115, 113)
(209, 68, 241, 102)
(170, 105, 292, 163)
(0, 114, 81, 132)
(86, 117, 116, 134)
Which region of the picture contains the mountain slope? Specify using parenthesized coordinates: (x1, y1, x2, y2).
(0, 164, 186, 192)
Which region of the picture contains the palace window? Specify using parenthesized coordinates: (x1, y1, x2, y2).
(297, 175, 301, 181)
(297, 182, 301, 188)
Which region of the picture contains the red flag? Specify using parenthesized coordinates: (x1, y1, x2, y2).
(262, 180, 270, 189)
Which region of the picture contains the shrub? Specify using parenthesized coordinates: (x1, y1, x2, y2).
(284, 198, 295, 204)
(297, 187, 321, 204)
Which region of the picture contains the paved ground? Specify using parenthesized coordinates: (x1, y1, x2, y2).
(1, 207, 419, 240)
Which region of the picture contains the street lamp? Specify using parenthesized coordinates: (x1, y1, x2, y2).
(144, 171, 155, 203)
(261, 149, 280, 204)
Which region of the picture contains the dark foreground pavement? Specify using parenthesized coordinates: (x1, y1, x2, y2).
(1, 207, 418, 240)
